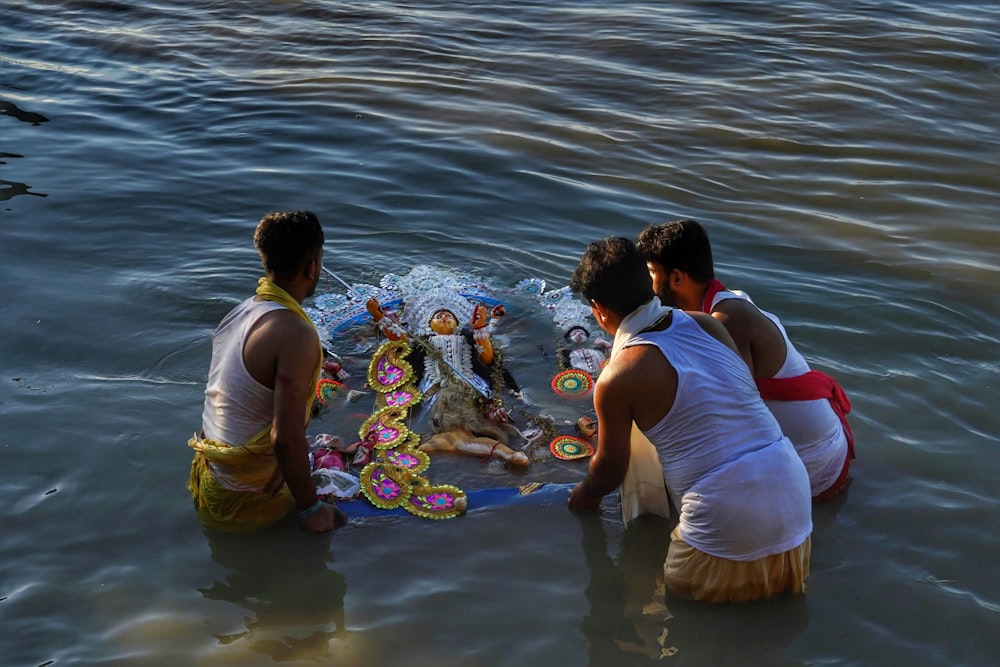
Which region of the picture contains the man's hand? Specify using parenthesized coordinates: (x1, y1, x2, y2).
(593, 337, 612, 351)
(299, 502, 348, 533)
(568, 478, 604, 513)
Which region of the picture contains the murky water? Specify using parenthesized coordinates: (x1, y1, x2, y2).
(2, 1, 997, 665)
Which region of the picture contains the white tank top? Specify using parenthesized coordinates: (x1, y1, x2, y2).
(201, 297, 288, 446)
(712, 290, 848, 495)
(625, 310, 812, 561)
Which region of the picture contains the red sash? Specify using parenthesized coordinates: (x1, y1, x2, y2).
(701, 279, 728, 313)
(756, 370, 855, 460)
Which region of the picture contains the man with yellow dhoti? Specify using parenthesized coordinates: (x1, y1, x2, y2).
(188, 210, 345, 533)
(567, 237, 812, 603)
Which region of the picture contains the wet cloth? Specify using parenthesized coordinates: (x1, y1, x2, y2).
(707, 286, 854, 495)
(188, 427, 294, 532)
(610, 298, 674, 525)
(756, 370, 855, 461)
(187, 278, 322, 532)
(627, 310, 812, 562)
(201, 297, 287, 446)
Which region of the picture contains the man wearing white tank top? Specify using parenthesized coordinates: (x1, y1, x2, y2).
(568, 237, 812, 603)
(637, 219, 854, 502)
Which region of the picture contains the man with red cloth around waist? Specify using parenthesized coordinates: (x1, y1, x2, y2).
(637, 219, 854, 502)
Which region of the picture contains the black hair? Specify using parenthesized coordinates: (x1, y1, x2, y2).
(253, 210, 325, 278)
(635, 218, 715, 283)
(570, 236, 654, 318)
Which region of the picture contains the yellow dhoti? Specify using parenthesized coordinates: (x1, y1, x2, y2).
(188, 426, 295, 533)
(188, 277, 321, 533)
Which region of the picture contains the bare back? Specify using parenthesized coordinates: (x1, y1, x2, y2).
(711, 298, 787, 378)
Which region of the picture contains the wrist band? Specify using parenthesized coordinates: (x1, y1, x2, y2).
(298, 499, 324, 519)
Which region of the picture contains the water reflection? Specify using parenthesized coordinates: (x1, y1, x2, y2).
(813, 479, 852, 536)
(199, 525, 348, 662)
(0, 178, 47, 202)
(0, 100, 49, 125)
(580, 513, 811, 665)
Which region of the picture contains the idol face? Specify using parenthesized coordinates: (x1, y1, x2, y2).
(430, 309, 459, 335)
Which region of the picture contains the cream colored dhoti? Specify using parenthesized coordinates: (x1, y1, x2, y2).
(663, 527, 811, 603)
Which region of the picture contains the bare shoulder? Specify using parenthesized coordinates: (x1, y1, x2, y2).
(713, 298, 771, 329)
(601, 343, 673, 396)
(254, 308, 319, 347)
(711, 297, 786, 377)
(602, 340, 677, 431)
(244, 309, 320, 388)
(712, 298, 785, 349)
(603, 343, 661, 381)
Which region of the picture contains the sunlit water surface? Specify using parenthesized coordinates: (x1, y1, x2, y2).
(2, 1, 997, 665)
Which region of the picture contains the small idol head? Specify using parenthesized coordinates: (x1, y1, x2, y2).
(429, 309, 459, 335)
(565, 325, 590, 345)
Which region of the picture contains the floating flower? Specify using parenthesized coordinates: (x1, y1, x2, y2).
(378, 359, 403, 385)
(425, 492, 455, 509)
(388, 452, 419, 468)
(376, 476, 401, 499)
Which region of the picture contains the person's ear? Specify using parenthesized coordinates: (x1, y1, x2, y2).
(591, 300, 610, 323)
(305, 254, 321, 280)
(671, 268, 685, 287)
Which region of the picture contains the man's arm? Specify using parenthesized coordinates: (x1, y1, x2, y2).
(271, 315, 343, 532)
(569, 359, 635, 512)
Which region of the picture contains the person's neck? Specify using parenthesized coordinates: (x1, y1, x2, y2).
(266, 276, 306, 304)
(687, 283, 708, 311)
(667, 284, 703, 312)
(610, 297, 673, 358)
(697, 278, 729, 313)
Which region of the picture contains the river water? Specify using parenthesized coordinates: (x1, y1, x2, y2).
(2, 1, 997, 665)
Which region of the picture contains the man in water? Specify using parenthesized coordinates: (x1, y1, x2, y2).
(637, 219, 854, 502)
(568, 237, 812, 603)
(188, 210, 346, 533)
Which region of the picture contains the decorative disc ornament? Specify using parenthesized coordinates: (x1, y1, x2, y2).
(514, 277, 546, 296)
(316, 379, 347, 405)
(551, 369, 594, 397)
(550, 435, 595, 460)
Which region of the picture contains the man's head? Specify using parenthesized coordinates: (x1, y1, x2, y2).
(254, 210, 325, 294)
(570, 236, 654, 326)
(636, 218, 714, 308)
